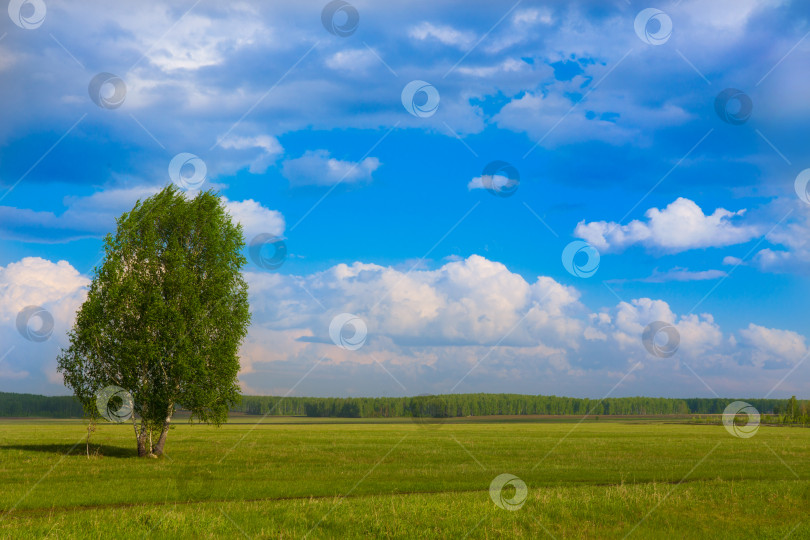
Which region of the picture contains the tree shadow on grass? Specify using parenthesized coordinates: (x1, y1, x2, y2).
(1, 443, 137, 458)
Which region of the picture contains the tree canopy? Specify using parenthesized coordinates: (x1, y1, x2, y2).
(57, 185, 250, 456)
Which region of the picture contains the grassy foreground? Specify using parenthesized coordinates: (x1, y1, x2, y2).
(1, 417, 808, 538)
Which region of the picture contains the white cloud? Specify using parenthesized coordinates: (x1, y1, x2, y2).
(242, 256, 585, 373)
(586, 297, 724, 362)
(2, 254, 808, 397)
(222, 197, 285, 240)
(325, 49, 378, 72)
(240, 255, 801, 388)
(737, 324, 808, 368)
(218, 134, 284, 174)
(457, 58, 526, 78)
(639, 268, 727, 283)
(574, 198, 760, 253)
(0, 257, 89, 320)
(467, 172, 514, 192)
(282, 150, 381, 187)
(484, 7, 554, 53)
(0, 258, 89, 392)
(135, 9, 266, 72)
(494, 82, 692, 147)
(408, 22, 475, 49)
(753, 206, 810, 274)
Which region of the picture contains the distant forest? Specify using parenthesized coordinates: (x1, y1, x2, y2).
(0, 392, 85, 418)
(2, 391, 808, 421)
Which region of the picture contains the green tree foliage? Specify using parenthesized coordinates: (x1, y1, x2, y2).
(57, 186, 250, 457)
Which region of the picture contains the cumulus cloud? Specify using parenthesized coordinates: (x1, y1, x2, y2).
(2, 254, 807, 397)
(0, 258, 89, 392)
(737, 324, 808, 368)
(222, 197, 285, 239)
(753, 206, 810, 274)
(583, 298, 726, 368)
(282, 150, 381, 187)
(574, 198, 761, 253)
(238, 255, 806, 396)
(0, 258, 88, 319)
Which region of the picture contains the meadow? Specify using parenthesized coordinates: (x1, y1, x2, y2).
(1, 417, 808, 538)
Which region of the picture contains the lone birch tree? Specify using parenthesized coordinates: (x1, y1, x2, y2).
(57, 185, 250, 457)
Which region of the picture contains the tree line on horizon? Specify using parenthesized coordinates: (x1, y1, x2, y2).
(4, 391, 809, 423)
(236, 394, 808, 420)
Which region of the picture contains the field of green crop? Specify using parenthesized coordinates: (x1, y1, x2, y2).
(1, 417, 808, 538)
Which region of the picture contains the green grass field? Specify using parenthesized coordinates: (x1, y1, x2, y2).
(1, 417, 808, 538)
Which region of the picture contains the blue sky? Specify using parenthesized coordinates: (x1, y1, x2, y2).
(2, 0, 810, 399)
